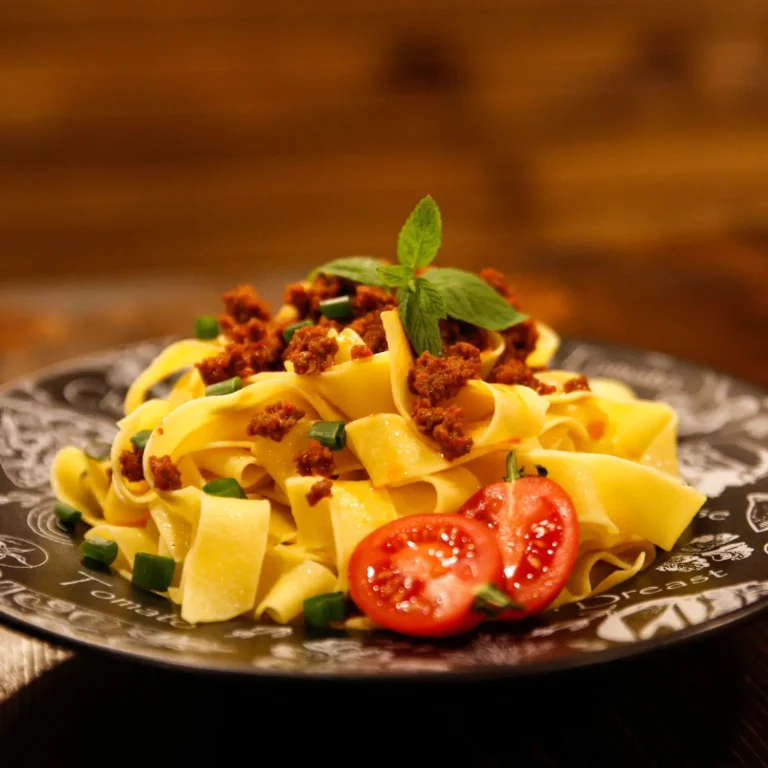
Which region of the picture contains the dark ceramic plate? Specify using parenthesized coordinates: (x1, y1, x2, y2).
(0, 338, 767, 680)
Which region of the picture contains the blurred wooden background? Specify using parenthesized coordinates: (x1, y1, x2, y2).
(0, 0, 766, 384)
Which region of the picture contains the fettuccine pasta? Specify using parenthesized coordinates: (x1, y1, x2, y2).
(50, 197, 705, 636)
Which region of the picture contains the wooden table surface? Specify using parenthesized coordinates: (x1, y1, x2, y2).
(0, 239, 766, 766)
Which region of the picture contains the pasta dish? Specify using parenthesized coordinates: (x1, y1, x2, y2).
(51, 197, 706, 637)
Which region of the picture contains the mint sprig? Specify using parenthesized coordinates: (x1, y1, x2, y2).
(423, 268, 528, 331)
(312, 195, 529, 357)
(381, 196, 444, 355)
(310, 256, 385, 286)
(397, 194, 442, 269)
(398, 281, 444, 357)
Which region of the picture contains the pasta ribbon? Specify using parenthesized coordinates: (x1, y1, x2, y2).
(179, 492, 270, 623)
(256, 560, 338, 623)
(124, 339, 221, 414)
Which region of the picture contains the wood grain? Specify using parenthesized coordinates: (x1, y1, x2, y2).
(0, 0, 767, 280)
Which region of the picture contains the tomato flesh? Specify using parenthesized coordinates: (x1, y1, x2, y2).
(459, 476, 579, 618)
(348, 514, 504, 637)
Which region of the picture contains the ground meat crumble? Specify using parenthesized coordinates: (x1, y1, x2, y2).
(294, 440, 336, 477)
(411, 401, 473, 461)
(283, 275, 352, 321)
(488, 359, 556, 395)
(247, 401, 305, 442)
(408, 342, 482, 404)
(196, 284, 287, 386)
(222, 284, 271, 324)
(563, 375, 590, 393)
(351, 344, 373, 360)
(119, 445, 145, 482)
(408, 342, 482, 460)
(149, 455, 183, 491)
(196, 333, 284, 385)
(306, 478, 333, 507)
(284, 326, 339, 375)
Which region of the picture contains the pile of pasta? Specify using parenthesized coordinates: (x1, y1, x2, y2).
(51, 308, 705, 626)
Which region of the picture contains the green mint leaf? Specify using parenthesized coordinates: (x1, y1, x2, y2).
(415, 277, 447, 318)
(397, 195, 442, 270)
(398, 286, 443, 357)
(310, 256, 384, 286)
(423, 268, 528, 330)
(378, 264, 414, 288)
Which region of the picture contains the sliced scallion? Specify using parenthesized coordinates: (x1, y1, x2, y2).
(195, 315, 220, 340)
(130, 430, 152, 451)
(318, 296, 352, 320)
(54, 502, 81, 527)
(308, 421, 347, 451)
(203, 477, 247, 499)
(205, 376, 243, 397)
(303, 591, 347, 627)
(80, 537, 118, 566)
(132, 553, 175, 592)
(283, 320, 313, 344)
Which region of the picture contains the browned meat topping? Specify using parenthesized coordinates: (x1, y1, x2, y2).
(408, 343, 482, 404)
(499, 319, 539, 363)
(247, 401, 306, 442)
(197, 284, 287, 385)
(407, 341, 482, 460)
(283, 326, 339, 375)
(439, 319, 488, 350)
(283, 275, 352, 321)
(348, 309, 389, 354)
(350, 344, 374, 360)
(488, 359, 556, 395)
(222, 285, 272, 324)
(352, 285, 398, 316)
(149, 455, 183, 491)
(563, 375, 591, 394)
(480, 267, 520, 309)
(196, 331, 284, 385)
(119, 445, 145, 482)
(306, 478, 333, 507)
(294, 439, 336, 477)
(411, 401, 473, 461)
(219, 316, 270, 345)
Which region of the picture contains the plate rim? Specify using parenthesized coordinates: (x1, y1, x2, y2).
(1, 336, 766, 680)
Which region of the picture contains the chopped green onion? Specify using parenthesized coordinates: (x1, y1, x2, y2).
(203, 477, 247, 499)
(502, 451, 521, 483)
(283, 320, 313, 344)
(303, 591, 347, 627)
(536, 465, 548, 477)
(472, 584, 524, 616)
(54, 502, 81, 527)
(130, 430, 153, 451)
(308, 421, 347, 451)
(132, 553, 175, 592)
(195, 315, 220, 340)
(318, 296, 353, 320)
(80, 537, 118, 566)
(83, 441, 111, 461)
(205, 376, 243, 397)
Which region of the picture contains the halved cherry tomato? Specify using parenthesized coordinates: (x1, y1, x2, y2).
(458, 474, 579, 618)
(348, 514, 504, 637)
